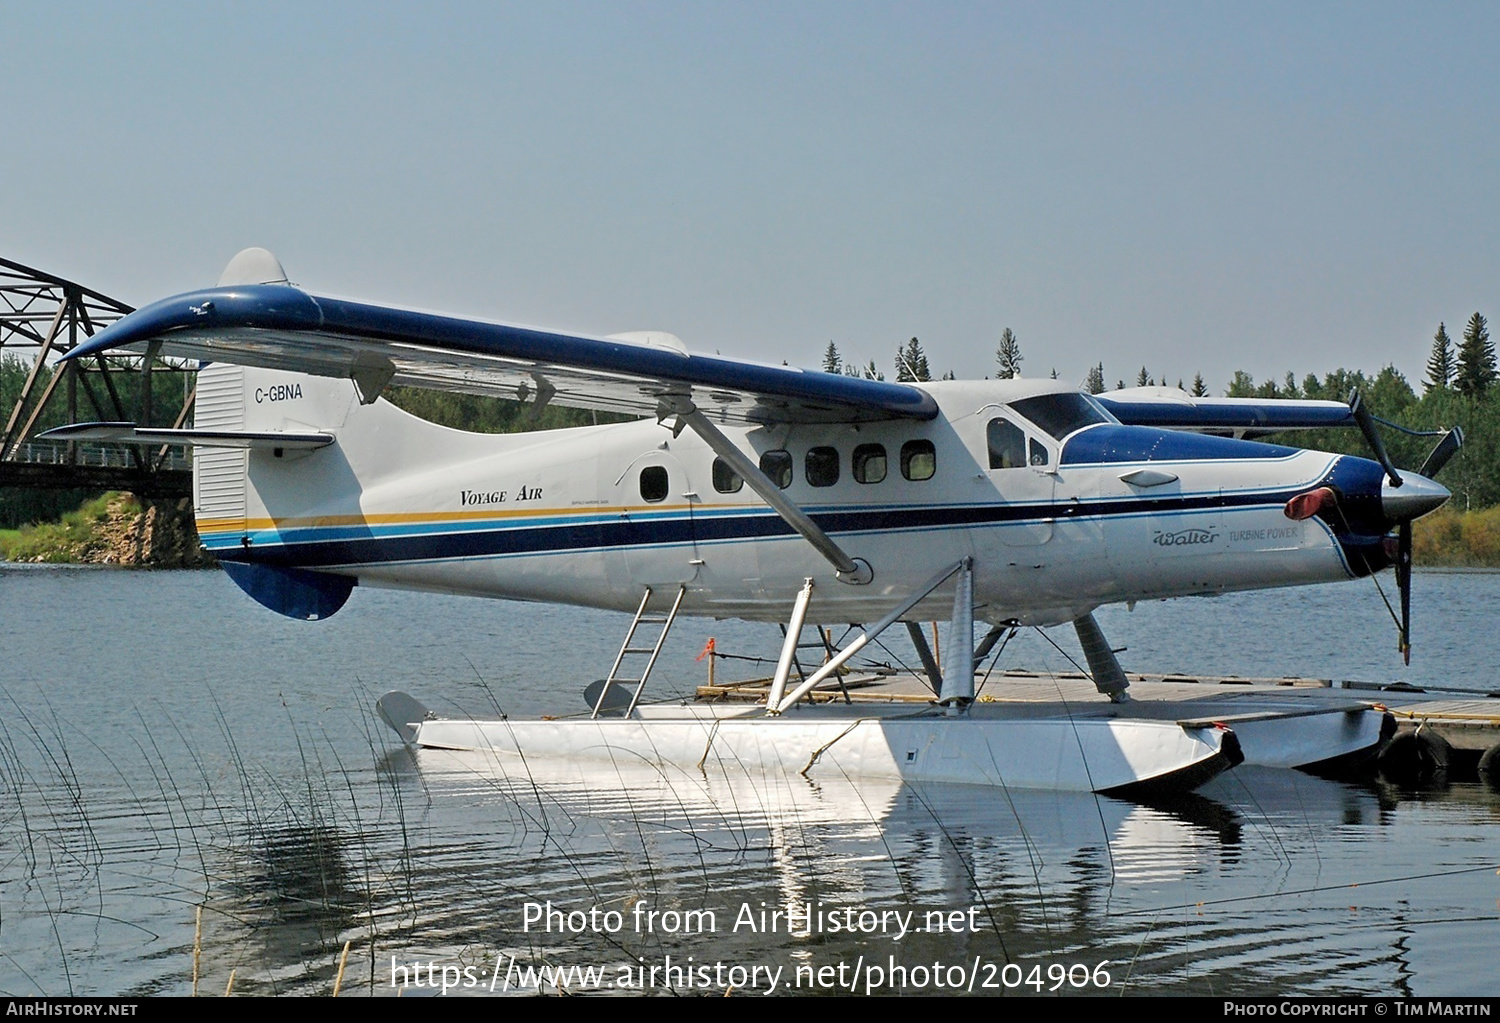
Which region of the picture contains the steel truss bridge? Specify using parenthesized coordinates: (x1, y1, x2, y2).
(1, 257, 191, 498)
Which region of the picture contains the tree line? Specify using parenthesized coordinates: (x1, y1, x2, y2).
(821, 333, 1050, 383)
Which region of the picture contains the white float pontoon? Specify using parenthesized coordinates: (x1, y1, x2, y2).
(380, 696, 1242, 797)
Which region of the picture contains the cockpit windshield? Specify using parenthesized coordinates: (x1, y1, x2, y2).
(1008, 393, 1113, 441)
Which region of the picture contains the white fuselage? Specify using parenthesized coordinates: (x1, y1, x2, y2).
(197, 369, 1353, 625)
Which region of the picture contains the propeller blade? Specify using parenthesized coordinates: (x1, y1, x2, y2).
(1418, 426, 1465, 479)
(1348, 389, 1403, 488)
(1397, 521, 1413, 665)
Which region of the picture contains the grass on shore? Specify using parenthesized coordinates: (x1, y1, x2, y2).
(0, 492, 140, 563)
(1412, 505, 1500, 569)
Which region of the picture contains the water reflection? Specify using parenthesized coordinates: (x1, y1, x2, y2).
(376, 746, 1275, 993)
(1, 567, 1497, 996)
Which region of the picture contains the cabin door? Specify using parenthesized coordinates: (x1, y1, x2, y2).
(613, 449, 702, 585)
(981, 412, 1054, 546)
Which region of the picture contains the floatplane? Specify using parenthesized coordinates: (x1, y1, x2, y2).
(51, 248, 1462, 795)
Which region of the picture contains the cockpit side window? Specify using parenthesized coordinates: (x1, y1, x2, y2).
(1008, 393, 1111, 441)
(987, 419, 1026, 469)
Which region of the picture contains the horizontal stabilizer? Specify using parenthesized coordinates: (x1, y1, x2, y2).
(40, 422, 334, 450)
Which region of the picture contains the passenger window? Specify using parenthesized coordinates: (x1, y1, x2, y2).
(712, 457, 744, 494)
(852, 443, 887, 484)
(639, 465, 669, 503)
(805, 446, 839, 487)
(760, 450, 793, 489)
(987, 419, 1026, 469)
(901, 439, 936, 481)
(1029, 437, 1050, 467)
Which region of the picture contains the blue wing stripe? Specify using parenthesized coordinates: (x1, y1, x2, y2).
(67, 285, 939, 424)
(1099, 397, 1353, 432)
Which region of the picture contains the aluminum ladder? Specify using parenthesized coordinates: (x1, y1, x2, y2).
(590, 585, 686, 718)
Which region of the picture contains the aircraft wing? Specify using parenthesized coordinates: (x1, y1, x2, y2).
(1097, 388, 1354, 437)
(65, 284, 938, 426)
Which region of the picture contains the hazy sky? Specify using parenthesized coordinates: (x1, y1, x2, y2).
(6, 2, 1497, 392)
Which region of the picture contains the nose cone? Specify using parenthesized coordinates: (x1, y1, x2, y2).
(1382, 473, 1450, 525)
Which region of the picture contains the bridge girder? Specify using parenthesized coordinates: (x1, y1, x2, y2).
(0, 257, 194, 496)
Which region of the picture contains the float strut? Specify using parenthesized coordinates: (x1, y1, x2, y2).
(1072, 611, 1131, 703)
(766, 578, 815, 711)
(973, 623, 1010, 662)
(905, 622, 943, 696)
(937, 558, 974, 711)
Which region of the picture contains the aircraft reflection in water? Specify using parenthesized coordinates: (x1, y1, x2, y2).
(360, 745, 1431, 996)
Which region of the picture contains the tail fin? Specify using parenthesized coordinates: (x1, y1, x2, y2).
(193, 362, 357, 538)
(195, 361, 361, 619)
(194, 247, 522, 621)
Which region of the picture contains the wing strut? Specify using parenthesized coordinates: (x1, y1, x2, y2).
(659, 396, 872, 585)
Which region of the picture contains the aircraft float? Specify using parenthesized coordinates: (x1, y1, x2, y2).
(50, 248, 1462, 795)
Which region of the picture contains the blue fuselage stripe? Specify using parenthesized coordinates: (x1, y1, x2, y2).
(212, 485, 1345, 569)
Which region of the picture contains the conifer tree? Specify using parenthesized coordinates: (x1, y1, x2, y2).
(995, 328, 1023, 379)
(822, 341, 843, 374)
(1084, 363, 1105, 394)
(896, 337, 931, 382)
(1191, 373, 1207, 397)
(1425, 323, 1454, 392)
(1455, 313, 1494, 397)
(1135, 366, 1150, 387)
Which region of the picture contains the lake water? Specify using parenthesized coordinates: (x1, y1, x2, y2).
(0, 565, 1496, 997)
